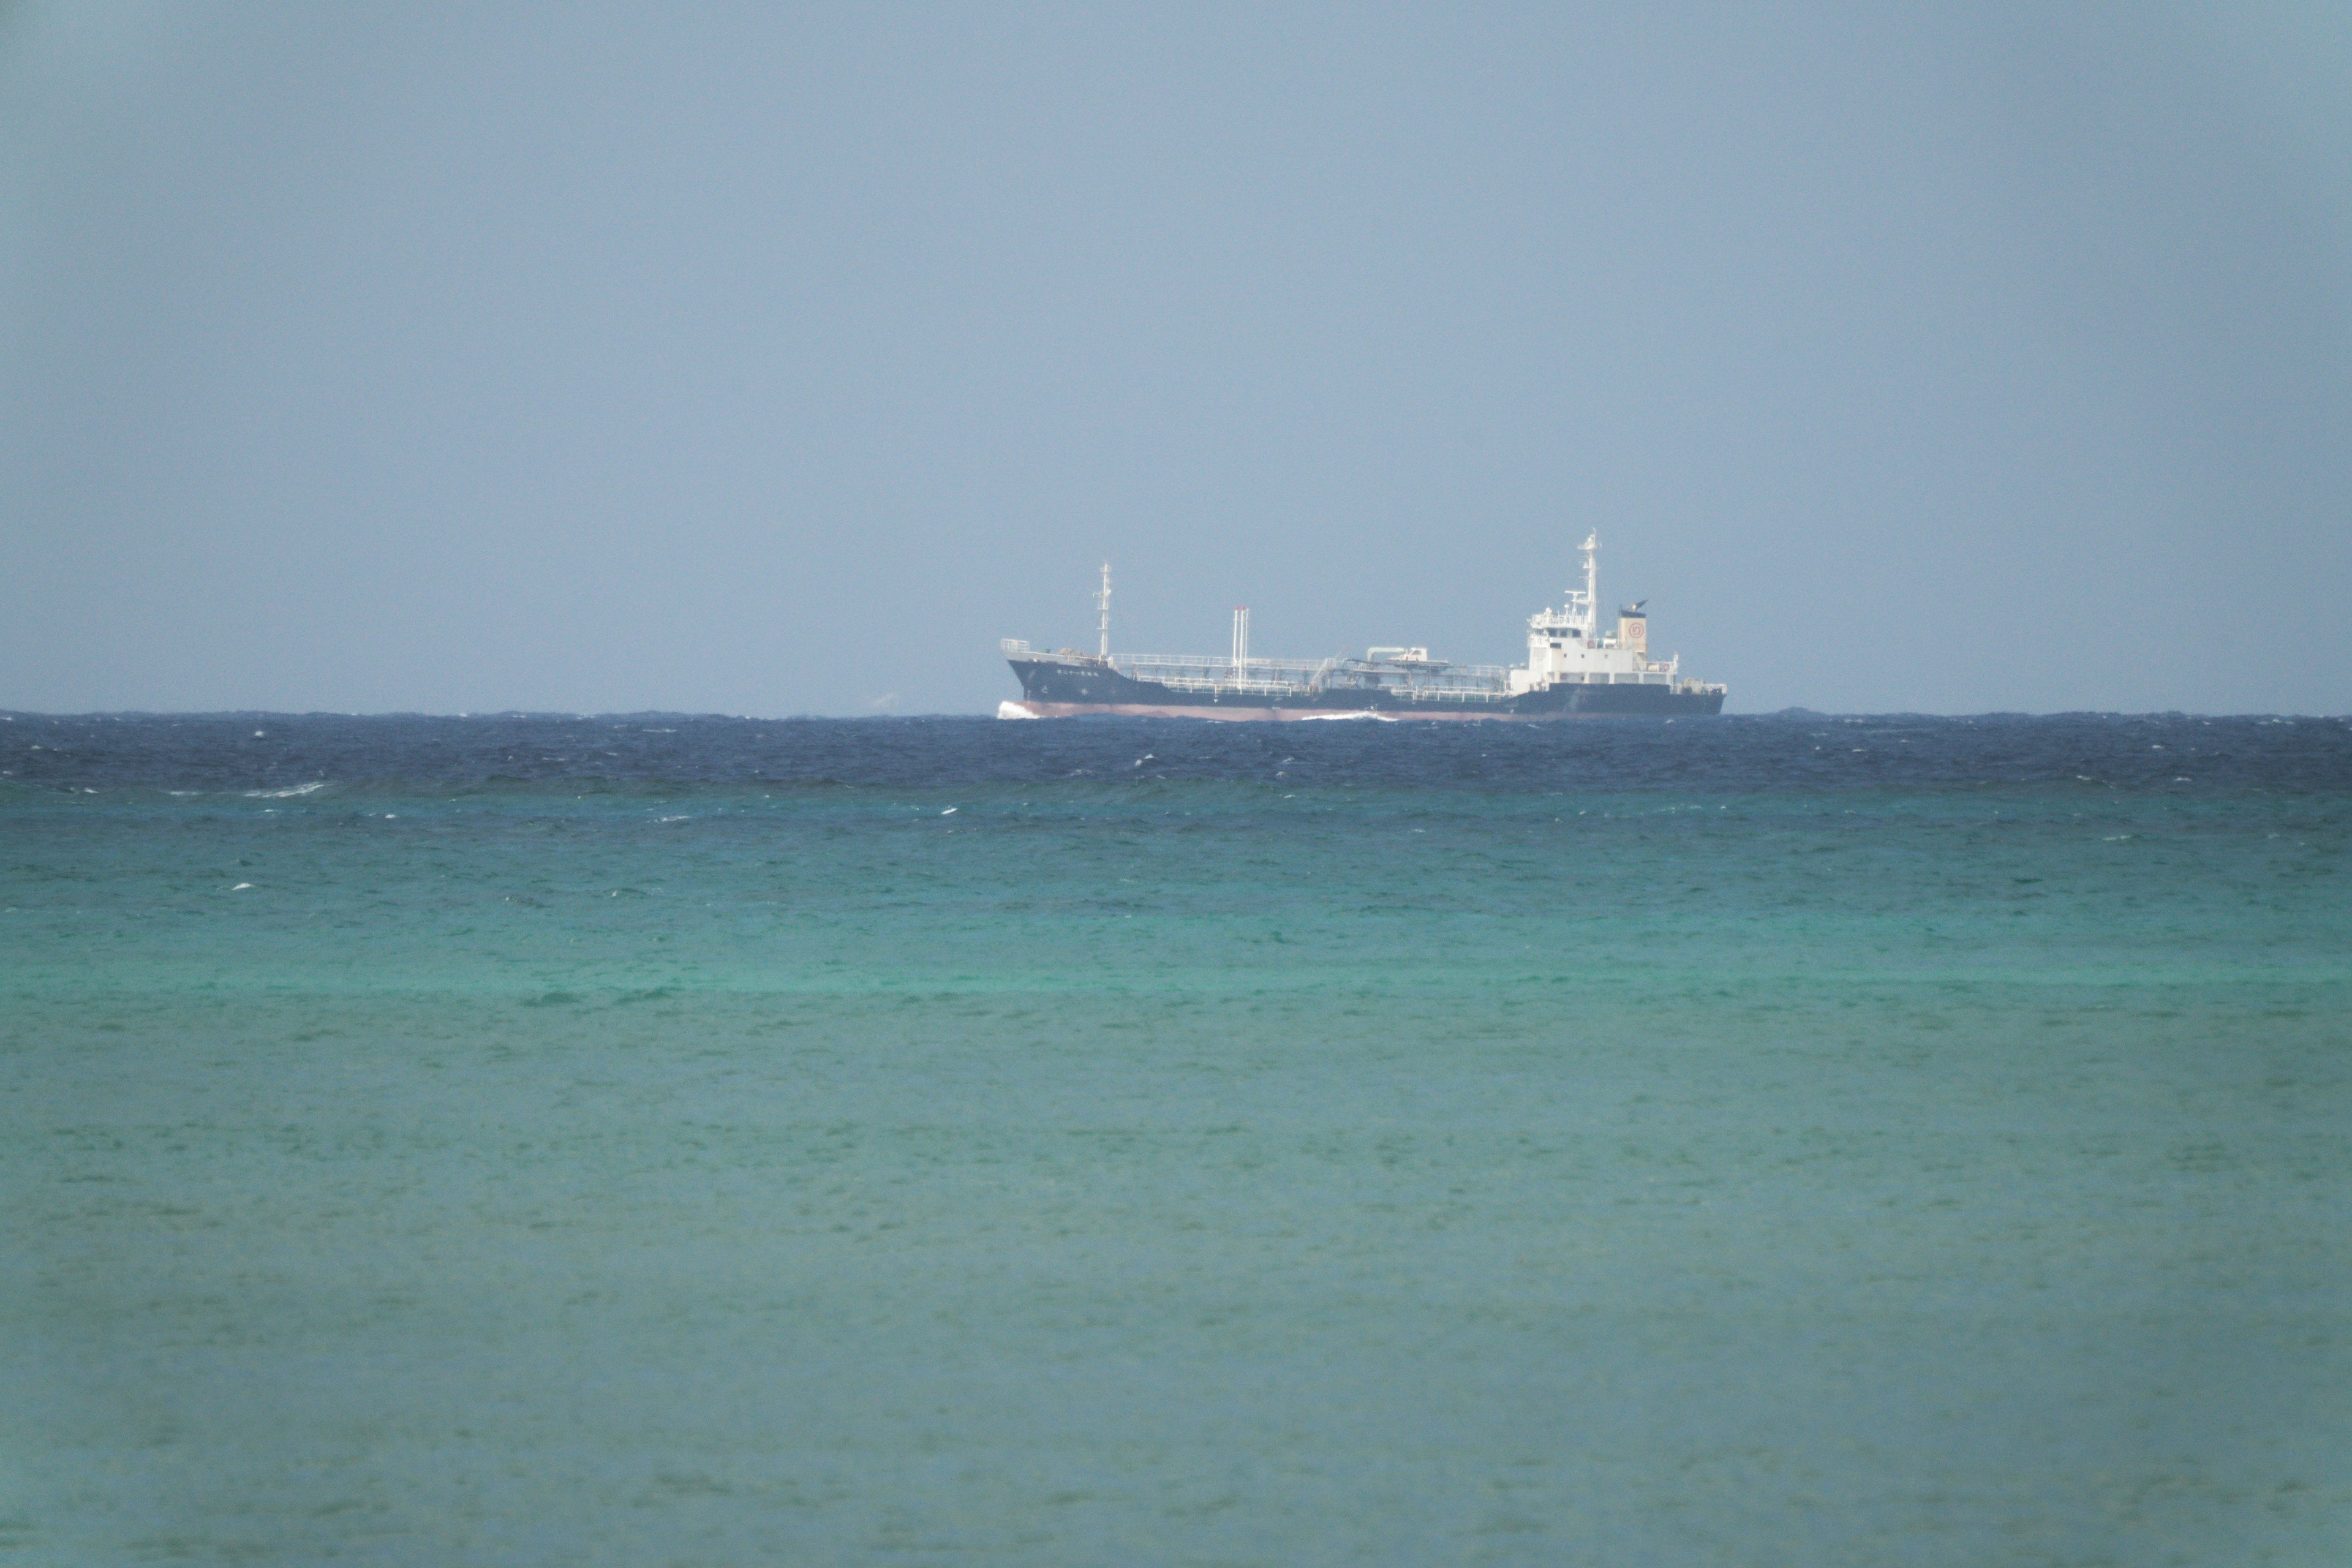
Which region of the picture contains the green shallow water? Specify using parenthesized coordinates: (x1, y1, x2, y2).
(5, 769, 2348, 1564)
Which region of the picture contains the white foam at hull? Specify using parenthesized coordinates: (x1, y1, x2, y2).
(1005, 701, 1557, 722)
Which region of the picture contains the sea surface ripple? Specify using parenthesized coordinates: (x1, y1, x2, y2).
(3, 713, 2346, 1565)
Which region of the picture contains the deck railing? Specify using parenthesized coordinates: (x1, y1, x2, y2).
(1116, 653, 1516, 700)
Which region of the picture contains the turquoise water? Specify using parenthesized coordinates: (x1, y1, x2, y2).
(4, 715, 2348, 1564)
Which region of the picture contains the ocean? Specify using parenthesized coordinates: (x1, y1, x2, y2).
(3, 712, 2346, 1566)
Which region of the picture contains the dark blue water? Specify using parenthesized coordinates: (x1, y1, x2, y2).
(7, 710, 2350, 793)
(5, 713, 2347, 1565)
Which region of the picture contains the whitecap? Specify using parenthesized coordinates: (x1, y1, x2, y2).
(1297, 710, 1396, 722)
(244, 781, 330, 799)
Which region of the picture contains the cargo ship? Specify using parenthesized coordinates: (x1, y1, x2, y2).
(999, 534, 1726, 720)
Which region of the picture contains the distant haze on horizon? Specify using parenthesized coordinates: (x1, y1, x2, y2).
(4, 3, 2348, 716)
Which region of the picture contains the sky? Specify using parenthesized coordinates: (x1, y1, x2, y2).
(2, 2, 2348, 715)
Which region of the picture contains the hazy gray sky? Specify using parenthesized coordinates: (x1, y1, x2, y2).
(4, 2, 2347, 714)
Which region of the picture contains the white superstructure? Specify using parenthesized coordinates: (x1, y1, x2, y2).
(1506, 533, 1683, 693)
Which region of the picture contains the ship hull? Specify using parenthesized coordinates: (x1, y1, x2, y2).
(1007, 658, 1725, 720)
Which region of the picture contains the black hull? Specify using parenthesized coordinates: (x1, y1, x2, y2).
(1008, 659, 1725, 719)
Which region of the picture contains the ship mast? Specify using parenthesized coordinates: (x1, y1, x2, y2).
(1582, 533, 1598, 638)
(1096, 562, 1112, 659)
(1561, 532, 1599, 639)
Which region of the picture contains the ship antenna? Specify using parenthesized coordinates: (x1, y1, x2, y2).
(1096, 562, 1112, 660)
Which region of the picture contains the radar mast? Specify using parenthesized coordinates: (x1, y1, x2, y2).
(1566, 532, 1599, 638)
